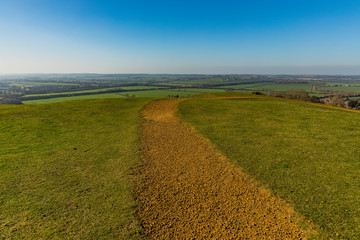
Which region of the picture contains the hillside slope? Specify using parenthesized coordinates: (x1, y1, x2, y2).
(137, 99, 304, 239)
(177, 94, 360, 239)
(0, 98, 152, 239)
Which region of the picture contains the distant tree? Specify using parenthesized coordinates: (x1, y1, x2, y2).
(310, 96, 321, 103)
(251, 92, 265, 95)
(269, 91, 286, 98)
(0, 94, 22, 105)
(347, 100, 358, 108)
(356, 101, 360, 110)
(285, 89, 310, 101)
(270, 89, 310, 101)
(325, 96, 344, 107)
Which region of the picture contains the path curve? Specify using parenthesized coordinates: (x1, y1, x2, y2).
(136, 99, 304, 239)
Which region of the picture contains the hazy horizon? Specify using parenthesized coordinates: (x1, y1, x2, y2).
(2, 65, 360, 76)
(1, 0, 360, 74)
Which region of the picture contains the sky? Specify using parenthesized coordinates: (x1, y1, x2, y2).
(0, 0, 360, 74)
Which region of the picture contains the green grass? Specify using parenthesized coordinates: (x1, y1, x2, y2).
(120, 86, 166, 90)
(22, 93, 126, 104)
(121, 89, 210, 97)
(189, 92, 255, 98)
(23, 88, 225, 104)
(177, 94, 360, 239)
(24, 87, 125, 97)
(0, 98, 153, 239)
(176, 88, 225, 93)
(224, 83, 313, 91)
(318, 85, 360, 93)
(222, 83, 268, 89)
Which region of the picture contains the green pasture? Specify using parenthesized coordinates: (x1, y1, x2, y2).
(317, 85, 360, 93)
(120, 86, 166, 90)
(24, 87, 124, 97)
(177, 93, 360, 239)
(222, 83, 267, 89)
(176, 88, 225, 93)
(0, 98, 152, 239)
(22, 93, 126, 104)
(121, 89, 192, 97)
(117, 88, 224, 98)
(224, 83, 313, 91)
(22, 88, 225, 104)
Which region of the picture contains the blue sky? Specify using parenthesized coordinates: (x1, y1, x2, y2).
(1, 0, 360, 74)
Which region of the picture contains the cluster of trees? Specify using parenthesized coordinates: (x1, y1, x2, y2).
(0, 94, 22, 104)
(317, 89, 360, 98)
(269, 89, 320, 102)
(346, 99, 360, 109)
(323, 96, 345, 107)
(324, 96, 360, 109)
(270, 89, 360, 110)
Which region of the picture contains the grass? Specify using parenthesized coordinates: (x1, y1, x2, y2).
(22, 93, 126, 104)
(175, 88, 225, 93)
(121, 89, 212, 97)
(120, 86, 166, 90)
(23, 88, 225, 104)
(317, 85, 360, 93)
(0, 98, 153, 239)
(224, 83, 313, 91)
(177, 93, 360, 239)
(24, 87, 125, 97)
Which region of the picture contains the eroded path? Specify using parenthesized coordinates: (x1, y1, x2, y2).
(136, 99, 304, 239)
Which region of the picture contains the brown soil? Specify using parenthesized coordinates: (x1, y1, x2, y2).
(136, 99, 304, 239)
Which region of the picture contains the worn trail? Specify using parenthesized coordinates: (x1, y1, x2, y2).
(136, 99, 304, 239)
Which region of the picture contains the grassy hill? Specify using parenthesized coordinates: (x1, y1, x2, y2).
(0, 98, 152, 239)
(3, 92, 360, 239)
(177, 93, 360, 239)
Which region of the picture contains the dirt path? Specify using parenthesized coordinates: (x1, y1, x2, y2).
(136, 99, 304, 239)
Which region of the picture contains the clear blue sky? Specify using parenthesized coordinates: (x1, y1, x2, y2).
(1, 0, 360, 74)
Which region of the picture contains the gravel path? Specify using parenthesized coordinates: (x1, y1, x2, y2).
(136, 99, 304, 239)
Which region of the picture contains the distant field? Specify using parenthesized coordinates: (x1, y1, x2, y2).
(122, 89, 194, 97)
(120, 86, 166, 90)
(22, 93, 126, 104)
(124, 88, 225, 97)
(224, 83, 313, 91)
(222, 83, 268, 89)
(177, 88, 225, 93)
(171, 77, 227, 85)
(317, 85, 360, 93)
(22, 88, 225, 104)
(24, 87, 124, 97)
(177, 94, 360, 239)
(167, 77, 268, 85)
(0, 98, 152, 239)
(10, 82, 79, 86)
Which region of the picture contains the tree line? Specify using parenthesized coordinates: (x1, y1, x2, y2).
(269, 89, 360, 110)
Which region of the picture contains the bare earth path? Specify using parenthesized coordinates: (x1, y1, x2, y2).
(136, 99, 304, 239)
